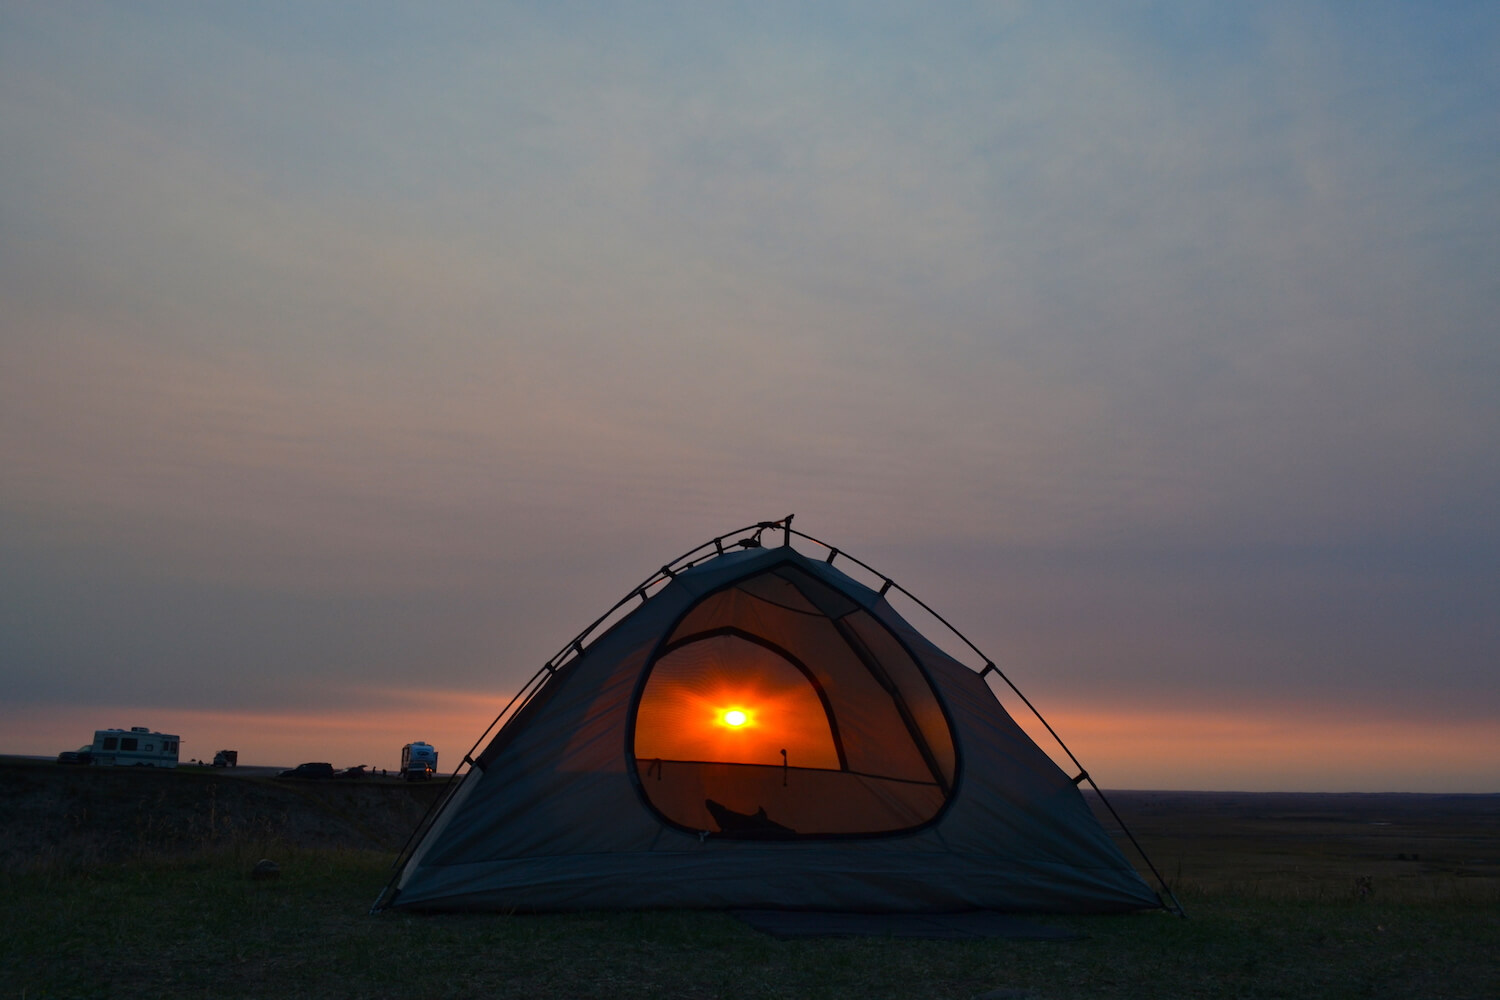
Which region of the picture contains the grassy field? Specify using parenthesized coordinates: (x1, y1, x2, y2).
(2, 766, 1496, 999)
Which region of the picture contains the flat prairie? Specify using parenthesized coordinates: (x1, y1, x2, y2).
(1092, 789, 1500, 901)
(2, 759, 1496, 999)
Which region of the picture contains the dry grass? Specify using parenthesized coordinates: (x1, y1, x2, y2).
(3, 769, 1497, 999)
(6, 854, 1497, 1000)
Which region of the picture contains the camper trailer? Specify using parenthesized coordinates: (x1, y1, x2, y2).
(90, 727, 181, 768)
(400, 742, 438, 781)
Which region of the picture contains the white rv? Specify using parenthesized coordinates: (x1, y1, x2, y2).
(90, 727, 181, 768)
(400, 741, 438, 780)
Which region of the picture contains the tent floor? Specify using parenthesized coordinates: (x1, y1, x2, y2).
(729, 910, 1081, 941)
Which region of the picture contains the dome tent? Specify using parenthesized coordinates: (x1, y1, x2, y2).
(376, 518, 1172, 915)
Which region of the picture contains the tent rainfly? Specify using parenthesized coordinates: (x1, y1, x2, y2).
(376, 518, 1175, 915)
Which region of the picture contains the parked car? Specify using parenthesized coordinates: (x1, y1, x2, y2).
(337, 765, 367, 779)
(277, 762, 336, 779)
(56, 748, 92, 765)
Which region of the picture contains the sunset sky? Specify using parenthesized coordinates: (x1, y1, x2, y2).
(3, 3, 1496, 791)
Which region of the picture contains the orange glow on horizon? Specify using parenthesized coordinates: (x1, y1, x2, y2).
(8, 689, 1498, 793)
(991, 698, 1500, 792)
(3, 690, 498, 773)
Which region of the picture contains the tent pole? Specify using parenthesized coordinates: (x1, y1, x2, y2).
(782, 519, 1184, 917)
(1084, 775, 1188, 918)
(980, 662, 1186, 917)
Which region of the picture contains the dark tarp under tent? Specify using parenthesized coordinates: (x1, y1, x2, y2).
(376, 518, 1174, 915)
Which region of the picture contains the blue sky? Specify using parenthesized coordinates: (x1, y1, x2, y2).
(2, 3, 1496, 789)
